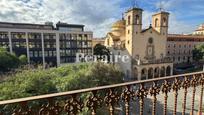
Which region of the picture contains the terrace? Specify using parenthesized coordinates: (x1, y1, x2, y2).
(0, 71, 203, 115)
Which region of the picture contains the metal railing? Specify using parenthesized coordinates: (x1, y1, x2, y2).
(0, 72, 204, 115)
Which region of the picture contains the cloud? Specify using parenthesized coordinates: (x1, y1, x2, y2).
(0, 0, 202, 37)
(0, 0, 123, 37)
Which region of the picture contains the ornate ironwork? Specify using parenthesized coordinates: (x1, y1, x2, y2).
(64, 95, 84, 115)
(39, 99, 62, 115)
(12, 102, 32, 115)
(161, 80, 171, 115)
(198, 74, 204, 115)
(136, 84, 148, 115)
(172, 78, 181, 115)
(149, 82, 160, 115)
(121, 85, 135, 115)
(104, 88, 120, 115)
(182, 76, 191, 115)
(0, 72, 203, 115)
(86, 91, 103, 115)
(190, 75, 198, 115)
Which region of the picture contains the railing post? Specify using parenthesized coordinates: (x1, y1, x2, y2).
(86, 91, 102, 115)
(172, 78, 181, 115)
(121, 86, 134, 115)
(190, 75, 198, 115)
(182, 77, 190, 115)
(149, 82, 160, 115)
(104, 88, 120, 115)
(136, 83, 148, 115)
(161, 80, 171, 115)
(198, 74, 204, 115)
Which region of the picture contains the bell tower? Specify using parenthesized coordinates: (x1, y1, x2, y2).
(152, 11, 169, 35)
(125, 7, 143, 56)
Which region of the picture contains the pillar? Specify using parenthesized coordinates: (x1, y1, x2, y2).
(56, 33, 60, 67)
(25, 32, 30, 64)
(41, 33, 45, 69)
(8, 31, 13, 53)
(138, 69, 142, 80)
(171, 65, 173, 76)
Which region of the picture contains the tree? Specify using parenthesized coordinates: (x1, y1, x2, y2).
(0, 49, 20, 72)
(19, 55, 27, 65)
(192, 44, 204, 61)
(0, 62, 124, 101)
(93, 44, 110, 61)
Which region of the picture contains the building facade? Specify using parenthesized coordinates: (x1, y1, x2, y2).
(92, 38, 105, 48)
(104, 7, 173, 80)
(193, 24, 204, 35)
(167, 34, 204, 64)
(0, 22, 93, 68)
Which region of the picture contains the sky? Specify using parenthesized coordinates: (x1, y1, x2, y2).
(0, 0, 204, 37)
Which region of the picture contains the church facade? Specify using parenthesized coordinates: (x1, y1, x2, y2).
(104, 7, 173, 80)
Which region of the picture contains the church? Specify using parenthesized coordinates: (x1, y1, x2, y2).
(104, 7, 173, 80)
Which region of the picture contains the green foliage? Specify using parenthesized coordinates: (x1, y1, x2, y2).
(94, 44, 110, 61)
(192, 44, 204, 61)
(19, 55, 27, 65)
(0, 49, 20, 72)
(0, 47, 6, 52)
(0, 62, 124, 101)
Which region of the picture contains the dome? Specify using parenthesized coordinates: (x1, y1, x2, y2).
(111, 20, 125, 29)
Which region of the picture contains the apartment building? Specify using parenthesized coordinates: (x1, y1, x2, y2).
(167, 34, 204, 64)
(0, 21, 93, 67)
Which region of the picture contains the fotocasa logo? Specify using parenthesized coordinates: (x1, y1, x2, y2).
(75, 53, 131, 63)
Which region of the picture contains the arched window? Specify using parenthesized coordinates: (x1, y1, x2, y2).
(155, 18, 159, 27)
(107, 38, 109, 46)
(163, 18, 167, 26)
(135, 15, 140, 24)
(128, 16, 131, 25)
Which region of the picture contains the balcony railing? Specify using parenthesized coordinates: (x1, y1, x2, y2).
(0, 72, 204, 115)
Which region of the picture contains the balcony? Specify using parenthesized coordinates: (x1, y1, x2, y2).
(134, 57, 173, 66)
(0, 72, 203, 115)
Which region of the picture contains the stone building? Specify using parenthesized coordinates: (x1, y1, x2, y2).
(104, 7, 173, 80)
(193, 24, 204, 35)
(167, 34, 204, 64)
(92, 38, 105, 48)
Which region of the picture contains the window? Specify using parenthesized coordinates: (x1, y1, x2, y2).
(135, 15, 139, 24)
(163, 18, 167, 26)
(173, 57, 175, 61)
(107, 39, 109, 46)
(168, 45, 170, 48)
(155, 18, 159, 27)
(167, 51, 170, 54)
(34, 51, 38, 57)
(148, 37, 153, 44)
(128, 16, 131, 25)
(178, 57, 180, 61)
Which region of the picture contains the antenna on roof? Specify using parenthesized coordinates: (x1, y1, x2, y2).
(158, 0, 165, 11)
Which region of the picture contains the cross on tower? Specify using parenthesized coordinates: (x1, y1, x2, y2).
(132, 0, 139, 8)
(159, 0, 165, 11)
